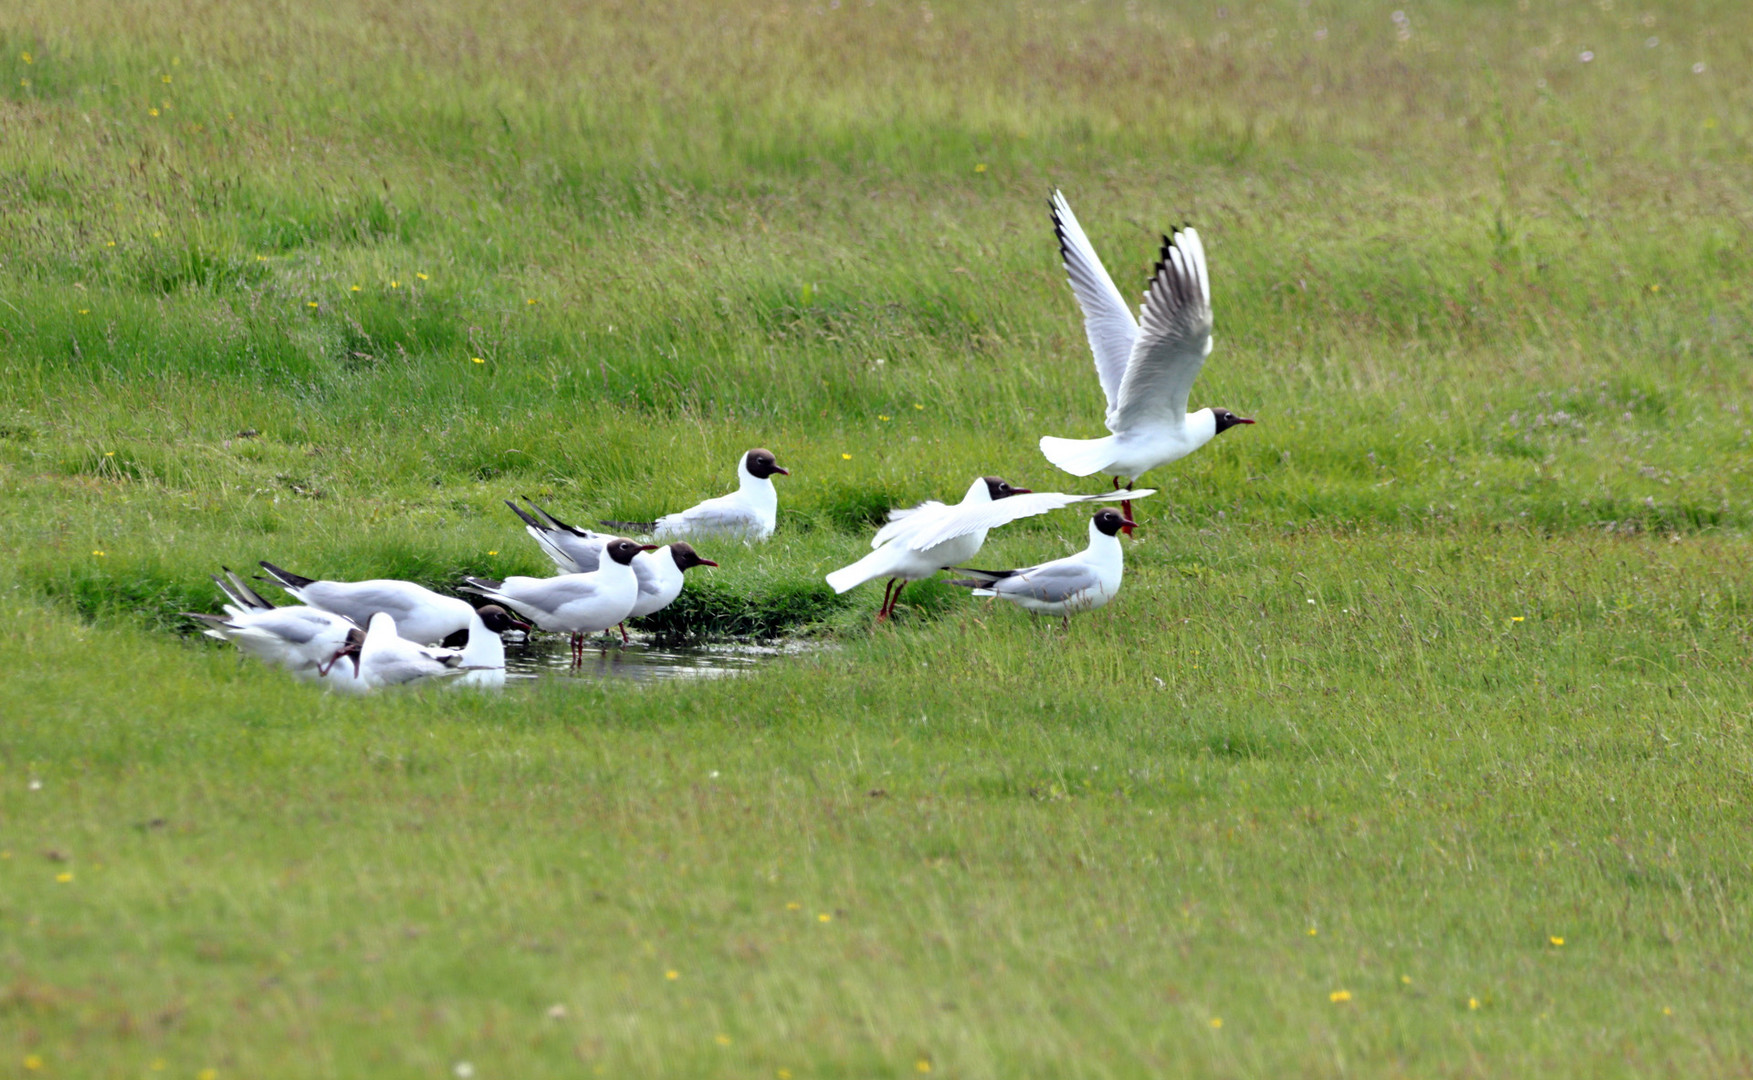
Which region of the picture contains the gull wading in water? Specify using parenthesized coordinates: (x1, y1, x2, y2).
(258, 561, 489, 647)
(506, 499, 717, 640)
(1038, 191, 1253, 530)
(183, 568, 360, 680)
(323, 611, 465, 691)
(603, 448, 788, 542)
(947, 507, 1137, 627)
(460, 538, 655, 665)
(825, 477, 1154, 622)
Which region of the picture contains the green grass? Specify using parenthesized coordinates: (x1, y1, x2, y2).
(3, 0, 1753, 1075)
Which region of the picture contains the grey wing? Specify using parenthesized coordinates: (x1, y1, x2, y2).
(632, 559, 660, 598)
(994, 560, 1100, 604)
(1052, 190, 1138, 414)
(668, 497, 758, 535)
(248, 608, 344, 645)
(536, 528, 603, 573)
(307, 582, 419, 624)
(504, 575, 604, 614)
(1108, 227, 1215, 433)
(901, 489, 1154, 552)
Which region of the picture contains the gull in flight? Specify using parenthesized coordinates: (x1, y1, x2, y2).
(947, 507, 1137, 628)
(1038, 191, 1253, 529)
(825, 477, 1152, 622)
(603, 448, 789, 542)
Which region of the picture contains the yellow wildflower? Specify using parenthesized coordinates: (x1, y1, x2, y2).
(777, 1071, 792, 1080)
(56, 871, 73, 883)
(915, 1060, 932, 1073)
(198, 1071, 217, 1080)
(664, 970, 678, 980)
(162, 74, 172, 83)
(1209, 1017, 1223, 1029)
(21, 52, 32, 64)
(1549, 936, 1564, 946)
(1329, 989, 1351, 1003)
(974, 163, 988, 173)
(416, 272, 429, 280)
(1511, 616, 1524, 622)
(390, 280, 399, 288)
(24, 1056, 43, 1071)
(148, 107, 159, 117)
(472, 357, 485, 364)
(714, 1034, 732, 1046)
(351, 285, 361, 292)
(785, 902, 801, 910)
(1468, 997, 1480, 1010)
(817, 912, 831, 922)
(92, 551, 106, 558)
(487, 550, 498, 556)
(841, 453, 851, 460)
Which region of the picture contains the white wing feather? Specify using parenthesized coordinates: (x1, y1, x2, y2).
(1108, 227, 1215, 434)
(1052, 190, 1139, 416)
(885, 489, 1154, 553)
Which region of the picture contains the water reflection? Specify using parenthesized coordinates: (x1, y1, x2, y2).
(501, 633, 799, 684)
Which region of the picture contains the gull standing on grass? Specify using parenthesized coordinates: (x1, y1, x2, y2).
(460, 538, 654, 665)
(506, 499, 718, 640)
(825, 477, 1154, 622)
(946, 507, 1137, 628)
(258, 561, 500, 647)
(602, 448, 789, 542)
(1038, 191, 1253, 530)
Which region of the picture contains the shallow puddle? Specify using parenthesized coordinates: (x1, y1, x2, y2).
(501, 633, 803, 683)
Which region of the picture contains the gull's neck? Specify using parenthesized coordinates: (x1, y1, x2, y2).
(958, 477, 993, 505)
(458, 609, 504, 669)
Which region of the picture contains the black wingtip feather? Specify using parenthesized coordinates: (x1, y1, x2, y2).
(505, 499, 544, 529)
(258, 560, 316, 589)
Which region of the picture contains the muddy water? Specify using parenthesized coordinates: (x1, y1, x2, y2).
(500, 633, 803, 683)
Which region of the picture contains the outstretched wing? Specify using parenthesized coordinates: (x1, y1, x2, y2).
(1052, 190, 1138, 415)
(1108, 227, 1215, 434)
(870, 500, 948, 549)
(885, 489, 1155, 553)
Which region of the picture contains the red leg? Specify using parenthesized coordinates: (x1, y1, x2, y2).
(619, 622, 629, 644)
(1121, 480, 1136, 537)
(887, 581, 907, 620)
(876, 579, 896, 623)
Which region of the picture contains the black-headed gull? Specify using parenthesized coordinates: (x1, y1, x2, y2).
(258, 561, 489, 646)
(325, 611, 464, 689)
(450, 604, 525, 690)
(183, 568, 359, 679)
(506, 500, 717, 639)
(947, 507, 1136, 627)
(825, 477, 1153, 622)
(603, 448, 788, 541)
(1038, 191, 1253, 529)
(461, 537, 655, 665)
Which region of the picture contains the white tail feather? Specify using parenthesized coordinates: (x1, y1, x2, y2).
(825, 547, 899, 594)
(1038, 434, 1117, 477)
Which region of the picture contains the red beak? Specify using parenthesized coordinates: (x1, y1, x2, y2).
(772, 466, 790, 476)
(639, 544, 660, 551)
(1236, 416, 1256, 424)
(1012, 488, 1034, 495)
(697, 559, 719, 568)
(509, 616, 535, 632)
(1121, 517, 1139, 529)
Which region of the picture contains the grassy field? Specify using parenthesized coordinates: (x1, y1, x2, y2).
(4, 0, 1753, 1075)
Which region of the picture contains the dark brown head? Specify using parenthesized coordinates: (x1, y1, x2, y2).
(982, 476, 1032, 500)
(1093, 507, 1137, 536)
(607, 538, 658, 565)
(668, 542, 718, 572)
(1212, 408, 1255, 434)
(744, 448, 789, 479)
(475, 604, 532, 634)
